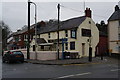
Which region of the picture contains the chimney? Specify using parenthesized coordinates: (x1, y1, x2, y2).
(115, 5, 119, 11)
(40, 21, 46, 27)
(85, 8, 92, 18)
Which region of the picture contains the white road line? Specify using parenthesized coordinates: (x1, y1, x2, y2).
(110, 69, 120, 71)
(57, 72, 91, 79)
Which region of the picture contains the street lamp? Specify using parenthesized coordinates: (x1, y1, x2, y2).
(28, 0, 37, 60)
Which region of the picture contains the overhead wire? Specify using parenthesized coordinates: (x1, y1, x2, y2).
(60, 4, 108, 19)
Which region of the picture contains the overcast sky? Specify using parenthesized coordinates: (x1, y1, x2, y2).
(1, 0, 120, 32)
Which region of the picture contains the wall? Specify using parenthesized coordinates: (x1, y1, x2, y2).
(77, 17, 99, 57)
(108, 21, 119, 53)
(22, 50, 62, 60)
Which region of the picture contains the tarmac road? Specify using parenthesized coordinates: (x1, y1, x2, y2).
(2, 57, 120, 79)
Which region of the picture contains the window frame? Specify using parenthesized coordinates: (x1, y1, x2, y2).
(71, 29, 77, 39)
(65, 30, 68, 37)
(48, 33, 50, 38)
(81, 29, 91, 37)
(65, 43, 68, 50)
(70, 41, 75, 50)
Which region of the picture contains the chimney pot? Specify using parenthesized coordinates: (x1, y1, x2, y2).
(85, 7, 92, 18)
(115, 5, 119, 11)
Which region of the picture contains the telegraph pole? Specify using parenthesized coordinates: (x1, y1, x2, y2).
(57, 4, 60, 60)
(27, 0, 31, 59)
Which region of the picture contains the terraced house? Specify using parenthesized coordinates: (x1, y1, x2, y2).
(30, 8, 99, 58)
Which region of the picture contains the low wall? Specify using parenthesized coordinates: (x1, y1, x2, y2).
(21, 51, 62, 60)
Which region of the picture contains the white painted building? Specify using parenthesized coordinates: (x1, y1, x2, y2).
(30, 8, 99, 58)
(108, 4, 120, 55)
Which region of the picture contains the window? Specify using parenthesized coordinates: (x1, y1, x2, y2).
(70, 42, 75, 50)
(71, 29, 77, 39)
(65, 30, 68, 37)
(48, 33, 50, 38)
(65, 43, 68, 50)
(19, 35, 21, 41)
(41, 45, 44, 49)
(82, 29, 91, 37)
(119, 34, 120, 40)
(119, 20, 120, 27)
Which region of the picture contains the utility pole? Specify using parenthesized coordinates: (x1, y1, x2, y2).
(57, 4, 60, 60)
(27, 0, 31, 59)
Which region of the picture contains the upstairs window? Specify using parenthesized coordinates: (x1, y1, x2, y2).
(71, 29, 77, 39)
(82, 29, 91, 37)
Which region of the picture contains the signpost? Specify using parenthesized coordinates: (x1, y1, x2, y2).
(61, 38, 68, 60)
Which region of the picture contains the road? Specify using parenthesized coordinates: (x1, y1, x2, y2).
(2, 57, 120, 79)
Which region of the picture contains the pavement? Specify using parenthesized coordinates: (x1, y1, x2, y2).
(24, 57, 108, 65)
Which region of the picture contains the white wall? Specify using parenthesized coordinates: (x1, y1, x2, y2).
(108, 21, 119, 53)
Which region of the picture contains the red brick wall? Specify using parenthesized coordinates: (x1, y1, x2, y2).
(97, 36, 108, 55)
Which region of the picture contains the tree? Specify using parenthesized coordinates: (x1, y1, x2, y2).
(0, 21, 11, 50)
(96, 20, 108, 35)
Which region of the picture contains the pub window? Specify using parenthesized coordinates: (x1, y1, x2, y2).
(41, 45, 44, 49)
(71, 29, 77, 39)
(70, 42, 75, 50)
(48, 33, 50, 38)
(81, 29, 91, 37)
(65, 30, 68, 37)
(119, 21, 120, 26)
(119, 34, 120, 40)
(65, 43, 68, 50)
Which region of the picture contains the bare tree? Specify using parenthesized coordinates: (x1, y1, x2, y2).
(0, 21, 11, 50)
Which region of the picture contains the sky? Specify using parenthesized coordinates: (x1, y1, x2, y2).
(1, 0, 120, 32)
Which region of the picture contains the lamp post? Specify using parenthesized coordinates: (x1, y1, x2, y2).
(57, 4, 60, 60)
(28, 0, 37, 60)
(88, 21, 92, 62)
(27, 0, 31, 59)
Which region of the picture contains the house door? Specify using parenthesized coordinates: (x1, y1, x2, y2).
(82, 43, 85, 56)
(33, 45, 35, 51)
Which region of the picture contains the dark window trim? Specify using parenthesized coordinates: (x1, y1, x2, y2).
(65, 30, 68, 37)
(81, 28, 91, 37)
(70, 41, 75, 50)
(48, 33, 50, 38)
(65, 43, 68, 50)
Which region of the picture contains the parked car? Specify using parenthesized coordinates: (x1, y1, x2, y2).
(2, 50, 24, 63)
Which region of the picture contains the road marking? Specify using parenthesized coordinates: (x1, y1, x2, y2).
(110, 69, 120, 71)
(56, 72, 91, 79)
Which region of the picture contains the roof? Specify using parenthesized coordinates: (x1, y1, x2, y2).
(37, 16, 86, 34)
(13, 16, 86, 35)
(108, 9, 120, 21)
(36, 38, 47, 44)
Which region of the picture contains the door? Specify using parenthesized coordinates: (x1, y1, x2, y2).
(33, 45, 35, 51)
(82, 43, 85, 56)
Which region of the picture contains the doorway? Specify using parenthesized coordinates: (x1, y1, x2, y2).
(33, 45, 35, 51)
(82, 43, 85, 56)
